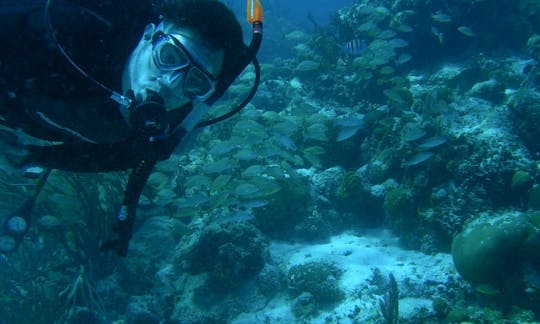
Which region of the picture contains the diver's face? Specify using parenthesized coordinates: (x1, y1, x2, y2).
(123, 21, 224, 111)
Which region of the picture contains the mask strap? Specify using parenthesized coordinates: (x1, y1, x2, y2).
(44, 0, 132, 107)
(195, 56, 260, 128)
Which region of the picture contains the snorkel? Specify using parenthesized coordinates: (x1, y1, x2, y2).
(182, 0, 264, 131)
(207, 0, 263, 105)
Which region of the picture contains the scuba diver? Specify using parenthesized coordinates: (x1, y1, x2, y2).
(0, 0, 263, 256)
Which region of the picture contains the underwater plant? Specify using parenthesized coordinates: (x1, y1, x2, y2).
(0, 171, 125, 322)
(379, 272, 399, 324)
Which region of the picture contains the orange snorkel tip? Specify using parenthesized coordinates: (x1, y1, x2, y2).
(247, 0, 263, 24)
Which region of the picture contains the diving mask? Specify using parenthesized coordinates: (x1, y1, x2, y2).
(151, 31, 217, 101)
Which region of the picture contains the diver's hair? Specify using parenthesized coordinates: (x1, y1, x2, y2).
(157, 0, 247, 91)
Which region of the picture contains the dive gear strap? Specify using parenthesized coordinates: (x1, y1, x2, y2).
(44, 0, 133, 107)
(100, 159, 156, 257)
(0, 168, 51, 253)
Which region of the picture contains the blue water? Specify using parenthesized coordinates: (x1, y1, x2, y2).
(225, 0, 355, 61)
(224, 0, 354, 25)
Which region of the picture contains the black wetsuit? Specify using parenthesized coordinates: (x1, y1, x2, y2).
(0, 0, 186, 256)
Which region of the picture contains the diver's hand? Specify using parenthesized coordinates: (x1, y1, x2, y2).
(100, 219, 133, 257)
(100, 237, 129, 257)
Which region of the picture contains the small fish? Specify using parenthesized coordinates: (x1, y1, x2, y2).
(21, 165, 46, 178)
(341, 39, 367, 55)
(378, 30, 397, 40)
(284, 30, 307, 42)
(235, 183, 260, 197)
(239, 200, 269, 209)
(457, 26, 477, 37)
(402, 152, 433, 167)
(379, 66, 395, 75)
(374, 6, 390, 15)
(218, 211, 254, 225)
(334, 116, 365, 128)
(396, 24, 413, 33)
(336, 127, 363, 142)
(38, 215, 62, 229)
(395, 53, 412, 65)
(431, 11, 452, 23)
(431, 26, 444, 44)
(388, 38, 409, 48)
(475, 284, 500, 295)
(272, 131, 297, 151)
(402, 127, 426, 142)
(335, 116, 365, 142)
(418, 136, 447, 150)
(209, 141, 235, 156)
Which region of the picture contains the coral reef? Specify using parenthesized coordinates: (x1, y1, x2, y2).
(4, 0, 540, 322)
(177, 221, 266, 291)
(451, 211, 540, 312)
(287, 261, 344, 318)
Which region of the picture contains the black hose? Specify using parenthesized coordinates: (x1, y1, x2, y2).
(195, 57, 261, 128)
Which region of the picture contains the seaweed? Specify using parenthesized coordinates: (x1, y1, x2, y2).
(379, 272, 399, 324)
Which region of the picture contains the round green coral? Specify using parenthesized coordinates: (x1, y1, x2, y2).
(451, 212, 540, 286)
(511, 170, 533, 192)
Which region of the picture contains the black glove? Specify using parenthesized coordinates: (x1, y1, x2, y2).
(100, 216, 134, 257)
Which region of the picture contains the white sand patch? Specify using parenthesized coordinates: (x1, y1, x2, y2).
(233, 229, 459, 323)
(272, 230, 454, 287)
